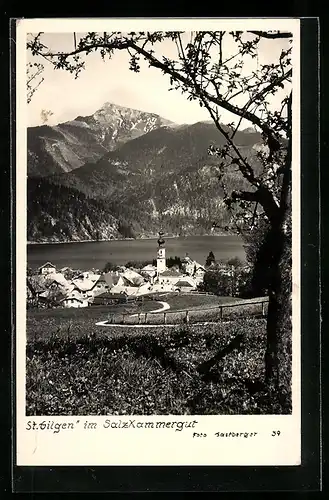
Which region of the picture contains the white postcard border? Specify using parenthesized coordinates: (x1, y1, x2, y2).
(16, 18, 301, 467)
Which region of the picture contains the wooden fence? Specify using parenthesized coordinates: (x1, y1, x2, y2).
(106, 297, 269, 326)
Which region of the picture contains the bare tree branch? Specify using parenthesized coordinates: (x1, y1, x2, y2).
(248, 31, 293, 39)
(231, 190, 259, 203)
(37, 36, 286, 148)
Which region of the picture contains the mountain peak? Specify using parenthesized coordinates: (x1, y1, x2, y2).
(96, 101, 127, 112)
(28, 102, 176, 176)
(95, 101, 157, 118)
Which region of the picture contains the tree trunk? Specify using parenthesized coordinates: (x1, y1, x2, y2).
(264, 218, 292, 413)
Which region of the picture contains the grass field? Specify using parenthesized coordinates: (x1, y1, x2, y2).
(26, 318, 289, 416)
(150, 292, 241, 311)
(27, 293, 268, 340)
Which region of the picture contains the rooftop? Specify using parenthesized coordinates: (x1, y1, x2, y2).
(175, 280, 195, 287)
(161, 269, 182, 277)
(38, 261, 56, 269)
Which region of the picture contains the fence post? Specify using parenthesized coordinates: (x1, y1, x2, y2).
(138, 313, 141, 324)
(186, 310, 189, 324)
(164, 312, 167, 324)
(145, 313, 148, 324)
(262, 301, 265, 317)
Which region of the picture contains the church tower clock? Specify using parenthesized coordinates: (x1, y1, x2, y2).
(157, 231, 166, 275)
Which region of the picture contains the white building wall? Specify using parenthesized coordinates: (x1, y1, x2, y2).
(63, 298, 88, 308)
(157, 247, 166, 274)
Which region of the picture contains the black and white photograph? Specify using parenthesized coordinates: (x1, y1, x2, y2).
(16, 18, 301, 467)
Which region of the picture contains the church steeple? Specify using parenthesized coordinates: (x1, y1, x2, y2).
(156, 231, 166, 275)
(157, 231, 165, 247)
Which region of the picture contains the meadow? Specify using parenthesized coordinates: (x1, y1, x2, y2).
(27, 293, 268, 340)
(26, 296, 289, 416)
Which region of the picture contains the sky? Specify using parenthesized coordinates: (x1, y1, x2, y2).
(26, 31, 292, 128)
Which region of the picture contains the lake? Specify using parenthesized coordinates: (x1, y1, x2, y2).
(27, 235, 246, 271)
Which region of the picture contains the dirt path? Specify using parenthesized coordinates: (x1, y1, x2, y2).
(129, 301, 170, 318)
(95, 321, 228, 328)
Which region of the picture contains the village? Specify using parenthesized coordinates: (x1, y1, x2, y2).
(27, 232, 250, 309)
(27, 233, 207, 309)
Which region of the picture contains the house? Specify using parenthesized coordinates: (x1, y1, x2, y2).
(38, 262, 56, 275)
(37, 288, 67, 307)
(45, 272, 71, 287)
(92, 274, 110, 296)
(109, 284, 140, 297)
(103, 272, 121, 289)
(151, 282, 176, 293)
(122, 281, 154, 297)
(141, 264, 157, 279)
(108, 291, 129, 302)
(71, 273, 101, 298)
(121, 269, 145, 286)
(135, 282, 153, 296)
(158, 268, 182, 286)
(174, 278, 197, 292)
(92, 291, 129, 305)
(67, 287, 86, 300)
(44, 272, 75, 296)
(60, 266, 71, 273)
(74, 271, 100, 282)
(181, 255, 206, 281)
(60, 296, 88, 308)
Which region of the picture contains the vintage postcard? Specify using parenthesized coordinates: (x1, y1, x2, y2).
(16, 18, 301, 467)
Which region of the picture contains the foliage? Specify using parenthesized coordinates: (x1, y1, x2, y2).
(27, 176, 120, 241)
(125, 260, 153, 269)
(103, 261, 119, 272)
(117, 219, 136, 239)
(202, 267, 233, 296)
(227, 256, 244, 268)
(26, 318, 290, 416)
(205, 251, 216, 267)
(123, 256, 183, 270)
(27, 266, 34, 277)
(166, 256, 183, 269)
(201, 263, 252, 298)
(61, 268, 75, 280)
(26, 61, 44, 104)
(43, 289, 66, 308)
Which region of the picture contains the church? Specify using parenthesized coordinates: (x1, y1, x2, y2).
(156, 231, 166, 275)
(154, 231, 204, 291)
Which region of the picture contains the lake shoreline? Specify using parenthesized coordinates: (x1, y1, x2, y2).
(27, 234, 246, 270)
(27, 232, 230, 246)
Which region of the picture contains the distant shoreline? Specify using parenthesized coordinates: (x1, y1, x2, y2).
(27, 232, 231, 246)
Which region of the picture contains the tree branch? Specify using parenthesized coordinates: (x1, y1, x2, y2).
(244, 68, 292, 111)
(248, 31, 293, 39)
(37, 35, 285, 146)
(231, 190, 259, 203)
(204, 100, 260, 187)
(279, 92, 292, 217)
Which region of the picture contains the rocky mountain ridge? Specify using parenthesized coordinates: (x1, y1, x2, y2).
(27, 102, 174, 177)
(27, 102, 263, 242)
